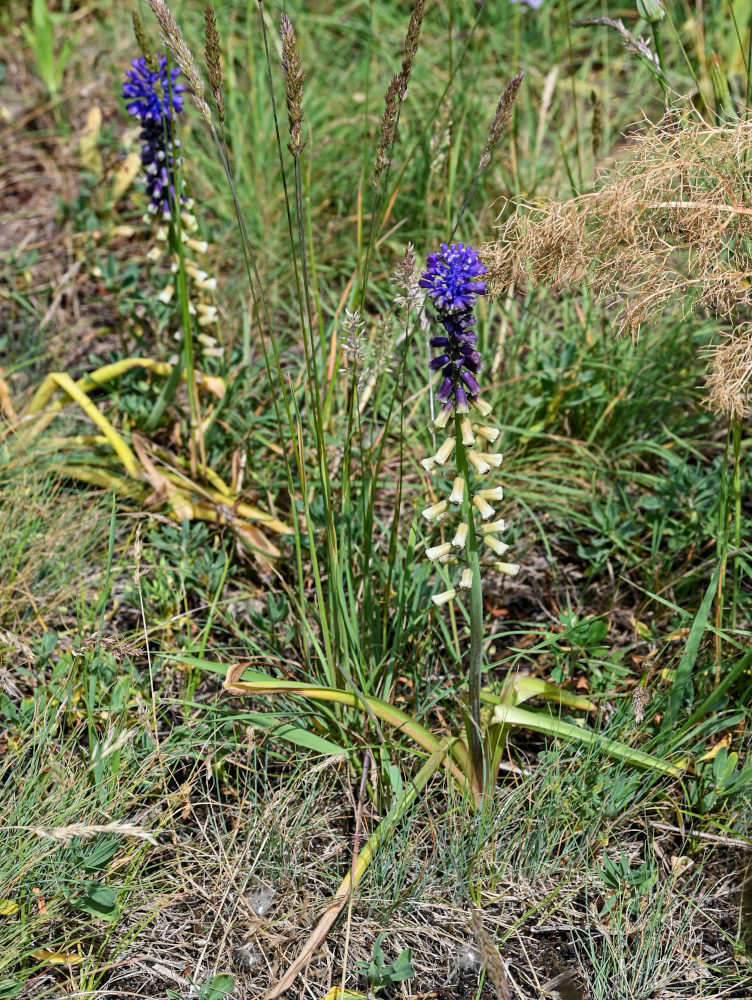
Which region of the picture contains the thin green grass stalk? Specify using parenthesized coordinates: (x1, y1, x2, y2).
(208, 123, 315, 670)
(564, 0, 584, 192)
(259, 8, 358, 691)
(715, 423, 732, 680)
(731, 414, 742, 631)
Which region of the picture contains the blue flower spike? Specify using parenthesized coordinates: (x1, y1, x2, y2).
(122, 55, 186, 216)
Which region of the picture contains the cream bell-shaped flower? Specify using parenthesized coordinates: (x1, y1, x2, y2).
(431, 588, 457, 606)
(452, 522, 469, 549)
(433, 403, 454, 429)
(433, 437, 456, 466)
(481, 518, 507, 534)
(472, 495, 495, 520)
(484, 452, 504, 469)
(422, 499, 449, 522)
(426, 541, 453, 561)
(449, 477, 465, 504)
(458, 568, 473, 590)
(466, 449, 491, 475)
(460, 416, 474, 446)
(484, 535, 510, 557)
(473, 424, 500, 443)
(493, 561, 520, 576)
(470, 397, 493, 418)
(476, 486, 504, 502)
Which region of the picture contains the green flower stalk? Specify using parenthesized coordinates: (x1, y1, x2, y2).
(419, 242, 519, 783)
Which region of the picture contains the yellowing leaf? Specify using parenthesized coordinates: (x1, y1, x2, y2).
(31, 947, 84, 966)
(110, 152, 141, 202)
(78, 106, 103, 176)
(698, 734, 731, 762)
(0, 900, 18, 916)
(321, 989, 369, 1000)
(633, 618, 652, 640)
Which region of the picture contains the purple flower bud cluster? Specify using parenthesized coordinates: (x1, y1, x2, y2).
(420, 242, 487, 418)
(122, 56, 186, 216)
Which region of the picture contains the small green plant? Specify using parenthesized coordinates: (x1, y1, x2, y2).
(356, 934, 415, 993)
(21, 0, 74, 101)
(166, 973, 235, 1000)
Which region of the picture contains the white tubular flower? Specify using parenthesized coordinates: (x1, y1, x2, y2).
(470, 397, 493, 417)
(185, 237, 209, 254)
(473, 424, 500, 443)
(452, 523, 468, 549)
(493, 561, 520, 576)
(158, 283, 175, 303)
(473, 495, 495, 520)
(481, 518, 507, 535)
(196, 277, 218, 291)
(433, 403, 453, 429)
(432, 588, 457, 606)
(438, 552, 457, 564)
(458, 568, 473, 590)
(155, 225, 169, 241)
(433, 437, 456, 466)
(449, 477, 465, 504)
(185, 263, 208, 282)
(146, 246, 162, 262)
(484, 452, 504, 469)
(180, 210, 199, 232)
(422, 500, 449, 522)
(421, 457, 437, 473)
(460, 416, 474, 446)
(466, 449, 490, 475)
(426, 542, 453, 561)
(476, 486, 504, 502)
(485, 535, 510, 556)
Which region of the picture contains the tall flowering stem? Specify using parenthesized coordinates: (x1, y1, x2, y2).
(419, 243, 519, 785)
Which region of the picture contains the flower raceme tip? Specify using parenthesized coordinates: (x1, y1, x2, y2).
(123, 55, 185, 121)
(420, 242, 487, 419)
(122, 55, 186, 216)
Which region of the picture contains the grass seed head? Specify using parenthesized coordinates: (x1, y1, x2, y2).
(479, 71, 523, 174)
(204, 3, 225, 126)
(280, 13, 305, 156)
(132, 11, 158, 72)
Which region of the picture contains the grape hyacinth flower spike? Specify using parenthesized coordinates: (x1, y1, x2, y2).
(419, 242, 519, 780)
(122, 55, 186, 216)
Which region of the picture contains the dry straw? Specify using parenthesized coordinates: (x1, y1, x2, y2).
(483, 111, 752, 416)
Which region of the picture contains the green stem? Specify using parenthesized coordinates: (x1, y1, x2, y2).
(651, 23, 669, 103)
(454, 415, 484, 786)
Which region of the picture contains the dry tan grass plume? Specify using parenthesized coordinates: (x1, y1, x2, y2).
(483, 111, 752, 416)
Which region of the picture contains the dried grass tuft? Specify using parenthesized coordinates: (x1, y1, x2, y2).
(483, 111, 752, 416)
(18, 822, 157, 845)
